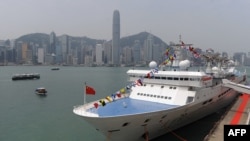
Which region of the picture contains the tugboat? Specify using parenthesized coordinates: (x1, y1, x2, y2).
(35, 87, 47, 96)
(73, 39, 249, 141)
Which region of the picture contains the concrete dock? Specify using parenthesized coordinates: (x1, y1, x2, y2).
(205, 93, 250, 141)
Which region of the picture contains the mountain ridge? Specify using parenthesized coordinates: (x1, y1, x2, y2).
(15, 31, 168, 48)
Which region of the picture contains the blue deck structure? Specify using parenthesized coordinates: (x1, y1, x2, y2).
(89, 98, 179, 117)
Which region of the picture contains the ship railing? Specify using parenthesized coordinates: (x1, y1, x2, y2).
(73, 93, 130, 117)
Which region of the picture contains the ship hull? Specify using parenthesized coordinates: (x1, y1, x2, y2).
(78, 86, 240, 141)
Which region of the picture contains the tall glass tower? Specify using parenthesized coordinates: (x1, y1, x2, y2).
(112, 10, 120, 66)
(49, 31, 56, 55)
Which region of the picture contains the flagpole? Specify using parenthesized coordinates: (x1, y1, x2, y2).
(84, 82, 86, 104)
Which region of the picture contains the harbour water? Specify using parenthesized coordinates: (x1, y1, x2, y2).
(0, 66, 249, 141)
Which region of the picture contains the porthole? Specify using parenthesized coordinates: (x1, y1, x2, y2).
(144, 119, 150, 123)
(161, 115, 167, 119)
(122, 122, 130, 127)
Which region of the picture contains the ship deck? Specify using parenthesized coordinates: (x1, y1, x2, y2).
(88, 98, 179, 117)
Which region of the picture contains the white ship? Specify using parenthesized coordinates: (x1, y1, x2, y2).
(73, 41, 249, 141)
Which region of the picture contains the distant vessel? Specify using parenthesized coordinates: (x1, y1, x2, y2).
(51, 67, 60, 70)
(73, 40, 249, 141)
(35, 87, 47, 96)
(12, 73, 40, 81)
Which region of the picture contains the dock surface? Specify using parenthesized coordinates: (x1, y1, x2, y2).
(205, 93, 250, 141)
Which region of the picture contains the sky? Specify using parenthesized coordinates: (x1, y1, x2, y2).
(0, 0, 250, 56)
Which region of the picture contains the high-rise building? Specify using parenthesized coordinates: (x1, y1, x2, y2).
(145, 34, 153, 62)
(132, 40, 141, 64)
(95, 44, 104, 65)
(112, 10, 120, 66)
(59, 35, 69, 64)
(37, 48, 44, 64)
(49, 31, 56, 54)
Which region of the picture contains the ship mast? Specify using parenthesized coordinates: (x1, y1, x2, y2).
(171, 35, 192, 69)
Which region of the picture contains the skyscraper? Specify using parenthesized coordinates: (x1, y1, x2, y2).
(49, 31, 56, 55)
(112, 10, 120, 66)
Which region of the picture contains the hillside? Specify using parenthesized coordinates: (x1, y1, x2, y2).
(15, 32, 169, 48)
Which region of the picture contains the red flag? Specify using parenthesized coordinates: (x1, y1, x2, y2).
(117, 93, 121, 98)
(86, 85, 96, 95)
(93, 103, 99, 108)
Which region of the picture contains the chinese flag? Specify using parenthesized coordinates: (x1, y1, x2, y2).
(86, 85, 96, 95)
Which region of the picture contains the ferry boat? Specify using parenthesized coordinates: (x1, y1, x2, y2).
(12, 73, 40, 81)
(73, 40, 249, 141)
(35, 87, 47, 96)
(51, 67, 60, 70)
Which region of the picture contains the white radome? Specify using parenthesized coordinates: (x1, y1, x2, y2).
(149, 61, 157, 69)
(179, 60, 190, 70)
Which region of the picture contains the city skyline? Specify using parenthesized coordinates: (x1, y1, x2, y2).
(1, 0, 250, 56)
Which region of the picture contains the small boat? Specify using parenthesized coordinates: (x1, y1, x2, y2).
(35, 87, 47, 96)
(51, 67, 60, 70)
